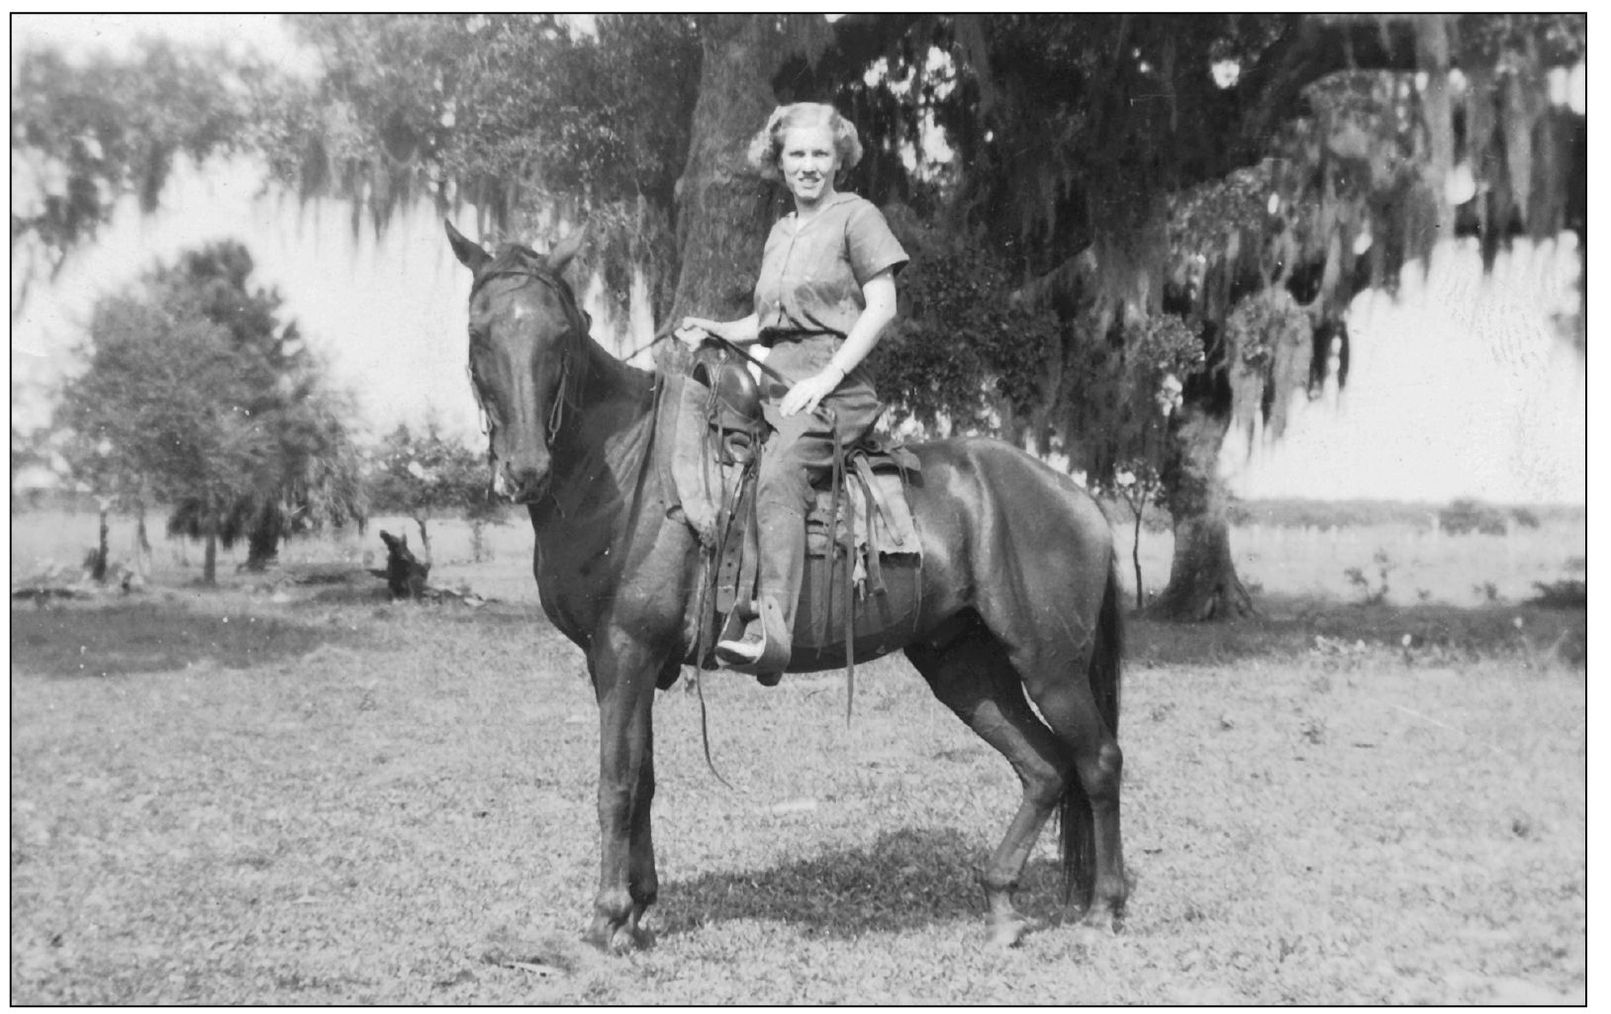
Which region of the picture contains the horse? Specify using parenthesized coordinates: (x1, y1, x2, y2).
(445, 220, 1127, 952)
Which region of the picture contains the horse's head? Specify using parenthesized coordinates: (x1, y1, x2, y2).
(446, 219, 589, 503)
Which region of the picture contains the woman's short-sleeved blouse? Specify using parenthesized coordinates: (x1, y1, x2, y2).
(753, 193, 908, 339)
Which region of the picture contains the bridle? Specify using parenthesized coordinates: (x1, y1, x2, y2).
(466, 257, 593, 457)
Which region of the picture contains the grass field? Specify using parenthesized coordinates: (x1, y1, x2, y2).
(9, 507, 1587, 1003)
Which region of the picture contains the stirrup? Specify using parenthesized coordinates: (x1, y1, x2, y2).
(715, 630, 766, 666)
(716, 599, 790, 681)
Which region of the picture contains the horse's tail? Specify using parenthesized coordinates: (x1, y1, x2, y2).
(1059, 559, 1124, 907)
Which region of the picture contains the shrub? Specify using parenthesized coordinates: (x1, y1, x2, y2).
(1531, 579, 1587, 609)
(1345, 550, 1394, 605)
(1439, 498, 1508, 536)
(1509, 507, 1541, 529)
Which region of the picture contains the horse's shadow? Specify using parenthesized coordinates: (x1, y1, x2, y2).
(657, 827, 1067, 939)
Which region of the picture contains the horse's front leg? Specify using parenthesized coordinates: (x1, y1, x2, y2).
(584, 629, 663, 953)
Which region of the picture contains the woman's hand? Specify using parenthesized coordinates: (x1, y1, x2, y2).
(674, 316, 718, 348)
(779, 365, 845, 418)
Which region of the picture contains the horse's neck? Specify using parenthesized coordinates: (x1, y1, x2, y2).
(533, 336, 658, 536)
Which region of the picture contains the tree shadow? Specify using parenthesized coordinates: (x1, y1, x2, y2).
(657, 827, 1068, 940)
(9, 600, 354, 678)
(1129, 593, 1586, 666)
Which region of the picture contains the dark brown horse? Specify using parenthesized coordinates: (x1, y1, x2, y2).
(446, 221, 1126, 951)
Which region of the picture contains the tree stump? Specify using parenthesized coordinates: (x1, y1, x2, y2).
(379, 530, 431, 600)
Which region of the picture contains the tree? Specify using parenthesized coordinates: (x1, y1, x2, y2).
(57, 294, 270, 584)
(30, 15, 1583, 615)
(367, 422, 505, 564)
(255, 14, 1581, 622)
(10, 38, 269, 316)
(56, 243, 364, 584)
(149, 241, 366, 571)
(258, 14, 704, 330)
(913, 14, 1584, 619)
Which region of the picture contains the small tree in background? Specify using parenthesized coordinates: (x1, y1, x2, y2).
(367, 423, 505, 564)
(152, 241, 366, 571)
(58, 295, 269, 584)
(1107, 461, 1167, 611)
(57, 243, 365, 584)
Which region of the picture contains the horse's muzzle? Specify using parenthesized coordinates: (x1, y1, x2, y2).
(494, 460, 551, 504)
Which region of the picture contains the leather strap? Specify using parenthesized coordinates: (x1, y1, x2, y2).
(858, 460, 885, 598)
(714, 464, 753, 615)
(832, 421, 856, 723)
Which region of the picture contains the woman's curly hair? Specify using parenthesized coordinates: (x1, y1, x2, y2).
(745, 103, 863, 181)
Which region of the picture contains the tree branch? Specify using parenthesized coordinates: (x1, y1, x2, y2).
(1232, 15, 1421, 170)
(1009, 246, 1097, 314)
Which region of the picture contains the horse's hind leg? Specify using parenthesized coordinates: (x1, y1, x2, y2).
(907, 626, 1071, 949)
(1021, 674, 1126, 929)
(981, 555, 1126, 929)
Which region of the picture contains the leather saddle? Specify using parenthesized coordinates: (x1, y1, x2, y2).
(660, 347, 923, 672)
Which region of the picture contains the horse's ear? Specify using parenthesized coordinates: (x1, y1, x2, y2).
(547, 223, 588, 274)
(445, 219, 491, 274)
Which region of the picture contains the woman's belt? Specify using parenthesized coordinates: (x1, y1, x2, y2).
(758, 328, 842, 348)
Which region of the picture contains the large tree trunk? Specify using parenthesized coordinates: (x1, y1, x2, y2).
(662, 14, 801, 345)
(1150, 400, 1254, 622)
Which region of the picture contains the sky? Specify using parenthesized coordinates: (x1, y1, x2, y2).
(10, 14, 1590, 505)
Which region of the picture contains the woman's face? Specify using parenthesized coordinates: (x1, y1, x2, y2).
(778, 124, 838, 208)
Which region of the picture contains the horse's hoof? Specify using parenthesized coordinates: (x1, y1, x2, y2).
(1076, 907, 1122, 936)
(583, 921, 635, 955)
(609, 925, 645, 954)
(987, 914, 1046, 949)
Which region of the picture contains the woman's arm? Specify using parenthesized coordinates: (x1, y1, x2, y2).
(778, 268, 897, 417)
(677, 312, 761, 347)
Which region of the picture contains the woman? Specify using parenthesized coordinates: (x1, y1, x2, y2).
(677, 102, 908, 678)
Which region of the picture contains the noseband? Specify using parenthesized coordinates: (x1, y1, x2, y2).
(468, 258, 592, 456)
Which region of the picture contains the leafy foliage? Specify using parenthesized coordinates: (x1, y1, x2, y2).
(872, 215, 1060, 437)
(10, 39, 268, 313)
(367, 422, 505, 556)
(910, 13, 1583, 474)
(261, 14, 702, 317)
(153, 243, 366, 560)
(1223, 287, 1312, 449)
(19, 15, 1585, 615)
(1530, 578, 1586, 610)
(58, 294, 269, 524)
(56, 241, 364, 578)
(1438, 498, 1510, 536)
